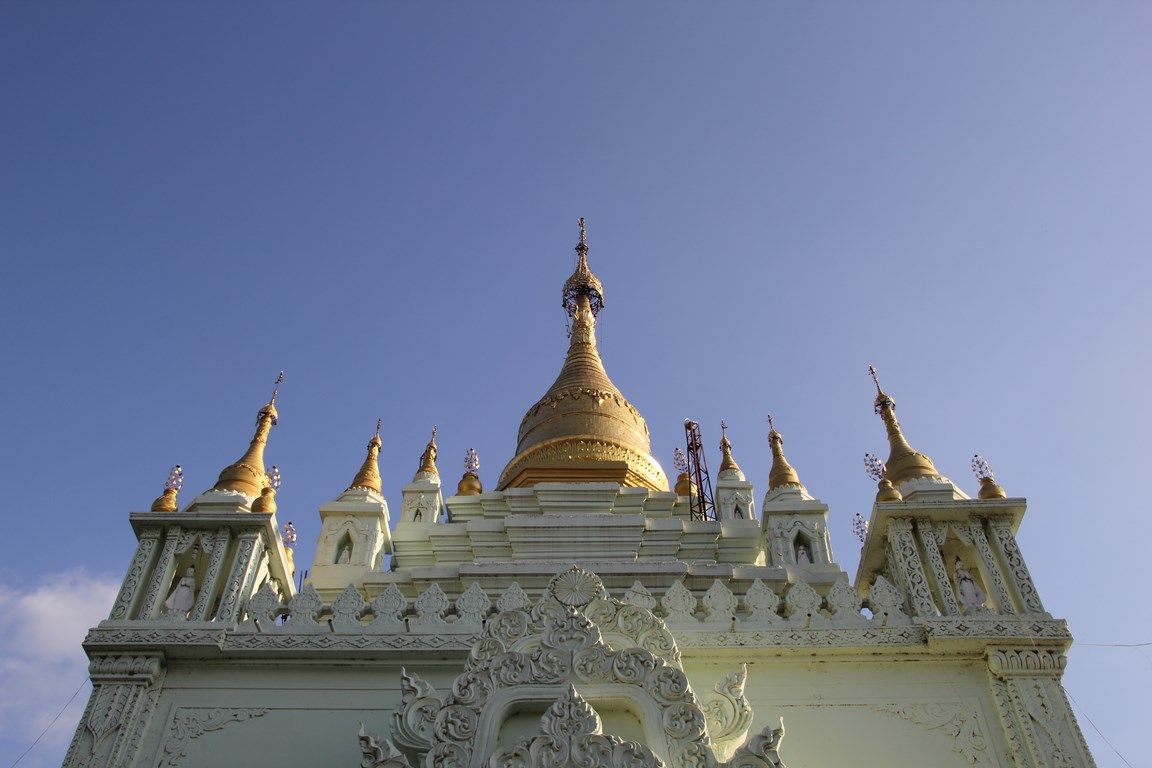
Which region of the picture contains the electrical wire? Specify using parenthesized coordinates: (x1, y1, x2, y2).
(1066, 690, 1134, 768)
(8, 678, 88, 768)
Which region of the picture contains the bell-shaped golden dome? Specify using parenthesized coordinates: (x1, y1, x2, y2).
(497, 221, 668, 492)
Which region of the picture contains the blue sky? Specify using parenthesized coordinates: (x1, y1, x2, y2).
(1, 4, 1149, 766)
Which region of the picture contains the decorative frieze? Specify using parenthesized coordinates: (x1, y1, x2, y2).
(989, 520, 1046, 614)
(214, 531, 263, 623)
(190, 528, 231, 621)
(62, 654, 164, 768)
(886, 518, 938, 617)
(108, 527, 161, 621)
(873, 701, 993, 768)
(138, 526, 183, 620)
(969, 519, 1016, 614)
(159, 707, 270, 767)
(916, 520, 960, 616)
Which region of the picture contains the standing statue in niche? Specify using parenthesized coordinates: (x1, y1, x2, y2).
(954, 556, 987, 613)
(795, 545, 812, 566)
(164, 565, 197, 618)
(337, 543, 352, 564)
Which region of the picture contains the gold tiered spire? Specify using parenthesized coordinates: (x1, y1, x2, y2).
(213, 372, 282, 498)
(718, 420, 743, 477)
(349, 419, 384, 493)
(868, 366, 941, 485)
(766, 415, 806, 492)
(415, 426, 439, 479)
(497, 219, 668, 491)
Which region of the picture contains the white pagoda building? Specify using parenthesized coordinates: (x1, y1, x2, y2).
(63, 222, 1096, 768)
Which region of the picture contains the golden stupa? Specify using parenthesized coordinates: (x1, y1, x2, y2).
(497, 220, 668, 491)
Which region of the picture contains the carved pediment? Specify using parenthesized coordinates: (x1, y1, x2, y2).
(365, 566, 790, 768)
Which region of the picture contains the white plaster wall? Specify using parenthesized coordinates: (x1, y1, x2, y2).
(137, 661, 461, 768)
(137, 655, 1009, 768)
(683, 656, 1009, 768)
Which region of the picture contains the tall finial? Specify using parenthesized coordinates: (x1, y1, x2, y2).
(151, 465, 183, 512)
(868, 364, 882, 396)
(270, 371, 284, 405)
(971, 454, 1006, 499)
(213, 374, 283, 498)
(765, 415, 805, 492)
(416, 425, 439, 478)
(457, 447, 483, 495)
(866, 365, 940, 486)
(349, 419, 384, 493)
(563, 217, 604, 318)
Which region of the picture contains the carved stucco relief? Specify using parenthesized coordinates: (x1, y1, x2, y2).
(873, 702, 994, 767)
(159, 707, 271, 767)
(62, 655, 163, 768)
(374, 566, 788, 768)
(108, 528, 161, 621)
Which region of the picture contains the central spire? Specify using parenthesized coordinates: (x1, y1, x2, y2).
(497, 220, 668, 491)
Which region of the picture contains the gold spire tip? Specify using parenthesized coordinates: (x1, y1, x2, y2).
(868, 364, 894, 412)
(416, 425, 439, 477)
(578, 217, 587, 248)
(350, 419, 383, 493)
(270, 371, 284, 404)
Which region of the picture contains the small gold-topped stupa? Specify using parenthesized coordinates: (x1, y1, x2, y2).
(497, 220, 668, 491)
(414, 426, 439, 481)
(766, 415, 806, 493)
(349, 419, 384, 494)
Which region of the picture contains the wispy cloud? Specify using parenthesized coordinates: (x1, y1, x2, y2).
(0, 569, 119, 768)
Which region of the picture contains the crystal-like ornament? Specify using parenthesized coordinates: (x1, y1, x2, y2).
(852, 511, 870, 544)
(281, 521, 297, 548)
(673, 447, 689, 474)
(165, 465, 184, 492)
(971, 454, 994, 481)
(269, 465, 282, 491)
(464, 448, 480, 473)
(864, 453, 885, 482)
